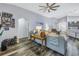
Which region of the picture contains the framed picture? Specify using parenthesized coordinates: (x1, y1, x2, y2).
(2, 12, 13, 18)
(67, 16, 79, 40)
(1, 17, 11, 27)
(0, 12, 15, 31)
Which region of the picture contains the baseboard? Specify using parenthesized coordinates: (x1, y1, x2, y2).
(19, 37, 28, 39)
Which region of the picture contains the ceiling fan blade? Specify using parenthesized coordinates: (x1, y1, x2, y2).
(51, 8, 57, 11)
(46, 3, 49, 6)
(52, 5, 60, 8)
(50, 3, 56, 6)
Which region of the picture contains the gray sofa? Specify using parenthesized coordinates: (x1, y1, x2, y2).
(47, 36, 67, 55)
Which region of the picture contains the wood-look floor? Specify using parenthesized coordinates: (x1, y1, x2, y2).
(0, 39, 62, 56)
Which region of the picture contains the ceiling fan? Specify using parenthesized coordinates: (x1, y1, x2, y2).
(39, 3, 60, 13)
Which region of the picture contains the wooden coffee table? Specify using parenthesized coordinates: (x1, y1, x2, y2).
(30, 34, 47, 46)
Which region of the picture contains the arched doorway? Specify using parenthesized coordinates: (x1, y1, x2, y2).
(17, 18, 29, 43)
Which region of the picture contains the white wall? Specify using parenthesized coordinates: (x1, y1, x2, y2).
(36, 17, 58, 30)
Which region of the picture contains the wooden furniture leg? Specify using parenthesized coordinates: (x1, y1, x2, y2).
(45, 38, 47, 46)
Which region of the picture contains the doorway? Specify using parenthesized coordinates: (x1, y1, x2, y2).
(17, 18, 29, 42)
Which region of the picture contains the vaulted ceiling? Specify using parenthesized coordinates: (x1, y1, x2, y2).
(10, 3, 79, 18)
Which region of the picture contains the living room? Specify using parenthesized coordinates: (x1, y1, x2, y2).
(0, 3, 79, 56)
